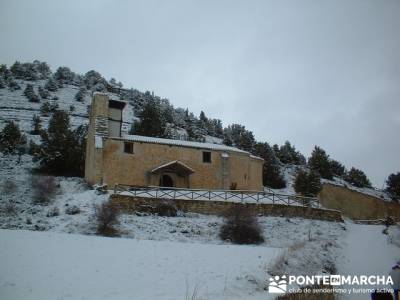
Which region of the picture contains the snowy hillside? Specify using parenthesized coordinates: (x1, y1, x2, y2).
(0, 79, 134, 135)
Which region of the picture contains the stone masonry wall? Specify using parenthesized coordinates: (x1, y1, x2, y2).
(319, 183, 400, 221)
(110, 194, 343, 222)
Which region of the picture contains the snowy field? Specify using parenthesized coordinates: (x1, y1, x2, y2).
(0, 224, 399, 300)
(0, 229, 279, 300)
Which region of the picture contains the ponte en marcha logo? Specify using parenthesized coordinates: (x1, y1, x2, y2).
(268, 274, 394, 294)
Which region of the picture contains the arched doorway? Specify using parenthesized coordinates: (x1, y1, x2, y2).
(159, 174, 174, 187)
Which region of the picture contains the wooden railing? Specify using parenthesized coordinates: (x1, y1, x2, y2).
(113, 184, 320, 208)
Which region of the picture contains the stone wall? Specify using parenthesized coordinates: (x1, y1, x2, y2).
(318, 183, 400, 221)
(110, 194, 343, 222)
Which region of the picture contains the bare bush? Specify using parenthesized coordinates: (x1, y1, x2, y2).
(94, 201, 120, 237)
(31, 176, 58, 205)
(155, 203, 177, 217)
(219, 206, 264, 245)
(268, 240, 307, 276)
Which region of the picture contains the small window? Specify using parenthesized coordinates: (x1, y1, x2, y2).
(124, 142, 134, 154)
(202, 151, 211, 163)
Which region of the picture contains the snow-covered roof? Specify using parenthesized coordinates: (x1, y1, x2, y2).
(116, 134, 256, 155)
(250, 155, 264, 161)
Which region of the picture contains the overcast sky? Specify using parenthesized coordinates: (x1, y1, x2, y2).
(1, 0, 399, 187)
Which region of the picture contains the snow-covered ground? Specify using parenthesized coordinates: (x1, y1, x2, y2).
(0, 229, 278, 300)
(0, 224, 399, 300)
(338, 222, 400, 299)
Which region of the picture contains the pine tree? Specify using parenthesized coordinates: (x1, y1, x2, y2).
(33, 60, 51, 79)
(199, 111, 208, 130)
(385, 172, 400, 202)
(253, 142, 286, 189)
(0, 121, 27, 154)
(37, 111, 86, 176)
(49, 102, 59, 112)
(45, 77, 58, 92)
(131, 98, 165, 137)
(54, 67, 75, 84)
(223, 135, 233, 146)
(10, 61, 24, 78)
(223, 124, 255, 152)
(329, 159, 346, 177)
(0, 76, 5, 89)
(75, 87, 86, 102)
(344, 167, 371, 188)
(276, 141, 306, 165)
(38, 86, 50, 99)
(40, 102, 51, 116)
(28, 140, 41, 156)
(10, 61, 39, 80)
(0, 64, 12, 81)
(294, 169, 322, 197)
(184, 109, 203, 141)
(308, 146, 333, 180)
(31, 115, 42, 135)
(24, 84, 40, 102)
(84, 70, 107, 91)
(8, 78, 21, 91)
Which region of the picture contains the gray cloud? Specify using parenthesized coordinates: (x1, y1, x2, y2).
(1, 0, 399, 187)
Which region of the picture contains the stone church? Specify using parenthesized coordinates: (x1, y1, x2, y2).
(85, 93, 264, 191)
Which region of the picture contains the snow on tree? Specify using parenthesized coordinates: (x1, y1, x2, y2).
(253, 142, 286, 189)
(8, 78, 21, 91)
(40, 102, 51, 116)
(84, 70, 107, 91)
(276, 141, 306, 165)
(308, 146, 333, 180)
(329, 159, 346, 177)
(33, 60, 52, 79)
(184, 109, 203, 141)
(0, 121, 27, 155)
(45, 77, 58, 92)
(209, 119, 224, 138)
(344, 167, 371, 188)
(23, 84, 40, 103)
(31, 115, 42, 135)
(385, 172, 400, 202)
(38, 86, 50, 99)
(0, 64, 12, 81)
(294, 169, 322, 197)
(131, 97, 166, 137)
(54, 66, 75, 85)
(109, 78, 117, 86)
(75, 87, 86, 102)
(36, 110, 87, 176)
(10, 60, 51, 80)
(0, 76, 5, 89)
(223, 124, 255, 152)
